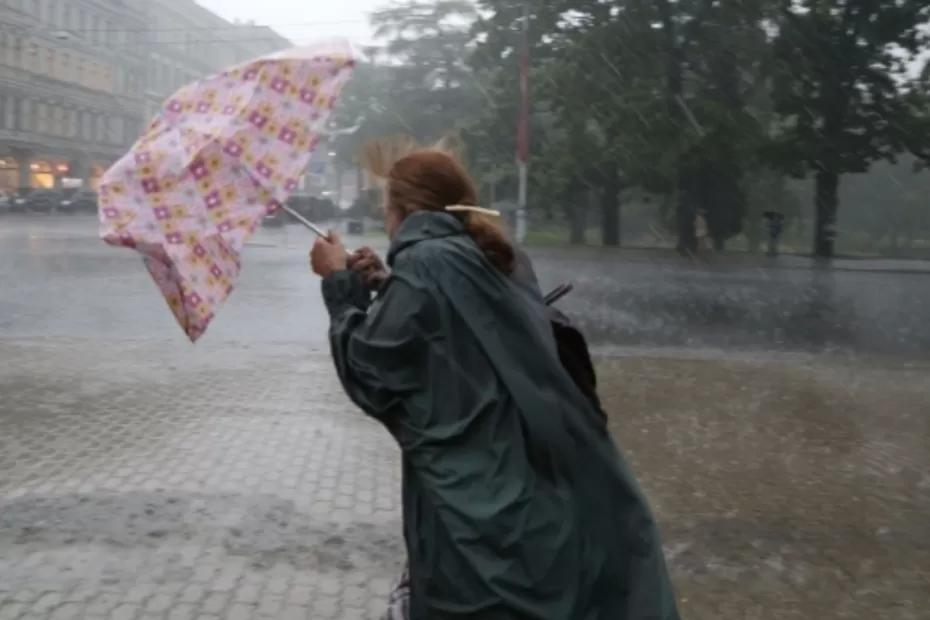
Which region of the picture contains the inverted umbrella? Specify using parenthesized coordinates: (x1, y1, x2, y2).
(99, 40, 355, 341)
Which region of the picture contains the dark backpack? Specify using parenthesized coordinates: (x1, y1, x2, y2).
(544, 286, 605, 424)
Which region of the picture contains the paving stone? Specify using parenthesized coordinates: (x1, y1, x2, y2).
(109, 604, 139, 620)
(0, 341, 404, 620)
(200, 592, 228, 616)
(0, 603, 25, 620)
(49, 603, 84, 620)
(226, 603, 257, 620)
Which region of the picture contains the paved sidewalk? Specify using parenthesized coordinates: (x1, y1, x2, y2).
(0, 338, 404, 620)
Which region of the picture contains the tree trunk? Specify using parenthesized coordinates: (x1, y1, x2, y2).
(814, 170, 839, 258)
(601, 169, 621, 247)
(657, 0, 694, 256)
(747, 215, 762, 253)
(675, 166, 697, 255)
(569, 191, 588, 245)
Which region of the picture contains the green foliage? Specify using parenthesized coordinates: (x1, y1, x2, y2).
(767, 1, 930, 255)
(338, 0, 930, 254)
(329, 0, 481, 170)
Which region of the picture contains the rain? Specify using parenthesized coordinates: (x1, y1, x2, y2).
(1, 1, 929, 618)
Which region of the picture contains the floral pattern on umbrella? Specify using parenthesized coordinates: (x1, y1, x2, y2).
(99, 41, 355, 342)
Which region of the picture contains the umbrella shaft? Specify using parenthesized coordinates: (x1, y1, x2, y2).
(280, 204, 352, 255)
(280, 204, 328, 238)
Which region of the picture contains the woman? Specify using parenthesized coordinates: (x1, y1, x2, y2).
(310, 149, 679, 620)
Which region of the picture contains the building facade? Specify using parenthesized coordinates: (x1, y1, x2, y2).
(0, 0, 147, 191)
(0, 0, 290, 192)
(142, 0, 290, 123)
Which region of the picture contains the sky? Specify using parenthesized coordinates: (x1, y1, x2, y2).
(197, 0, 381, 46)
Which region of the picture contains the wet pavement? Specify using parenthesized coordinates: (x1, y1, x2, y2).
(525, 247, 930, 356)
(1, 215, 929, 619)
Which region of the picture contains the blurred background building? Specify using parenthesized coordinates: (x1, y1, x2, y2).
(0, 0, 290, 193)
(143, 0, 290, 121)
(0, 0, 147, 191)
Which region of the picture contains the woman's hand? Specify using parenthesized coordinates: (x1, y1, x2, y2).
(348, 246, 389, 291)
(310, 232, 348, 278)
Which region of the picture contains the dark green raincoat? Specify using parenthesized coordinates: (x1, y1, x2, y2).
(322, 211, 679, 620)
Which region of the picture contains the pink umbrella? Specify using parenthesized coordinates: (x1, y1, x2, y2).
(99, 40, 356, 342)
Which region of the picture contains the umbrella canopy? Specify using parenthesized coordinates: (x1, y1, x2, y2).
(99, 40, 355, 341)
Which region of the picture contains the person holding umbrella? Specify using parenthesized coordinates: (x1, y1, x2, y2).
(310, 147, 679, 620)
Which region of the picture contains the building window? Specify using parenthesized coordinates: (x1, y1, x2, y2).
(109, 117, 124, 145)
(37, 102, 48, 133)
(11, 38, 21, 68)
(91, 15, 101, 45)
(63, 5, 71, 30)
(45, 48, 54, 76)
(68, 109, 77, 137)
(81, 111, 91, 141)
(55, 106, 65, 136)
(95, 115, 106, 143)
(27, 41, 39, 72)
(4, 96, 13, 129)
(19, 99, 29, 131)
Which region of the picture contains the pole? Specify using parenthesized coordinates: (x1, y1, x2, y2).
(515, 1, 529, 244)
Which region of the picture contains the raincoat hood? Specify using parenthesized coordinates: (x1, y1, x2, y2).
(387, 210, 466, 266)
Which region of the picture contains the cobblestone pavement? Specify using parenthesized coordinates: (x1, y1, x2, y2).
(599, 354, 930, 620)
(0, 338, 404, 619)
(2, 216, 929, 619)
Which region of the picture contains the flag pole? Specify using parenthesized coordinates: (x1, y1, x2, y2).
(515, 1, 530, 244)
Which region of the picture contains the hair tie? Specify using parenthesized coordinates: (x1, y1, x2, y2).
(445, 205, 502, 217)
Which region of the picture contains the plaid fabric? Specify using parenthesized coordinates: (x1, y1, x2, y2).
(380, 567, 410, 620)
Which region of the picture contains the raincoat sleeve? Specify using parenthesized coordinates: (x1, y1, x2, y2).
(321, 270, 434, 418)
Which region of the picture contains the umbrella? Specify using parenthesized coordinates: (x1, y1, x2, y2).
(99, 40, 356, 342)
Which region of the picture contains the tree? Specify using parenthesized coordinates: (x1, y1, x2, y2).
(769, 1, 930, 257)
(326, 0, 485, 214)
(467, 1, 566, 233)
(330, 2, 481, 162)
(369, 0, 480, 142)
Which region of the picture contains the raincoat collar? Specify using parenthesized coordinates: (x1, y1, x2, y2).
(387, 210, 465, 266)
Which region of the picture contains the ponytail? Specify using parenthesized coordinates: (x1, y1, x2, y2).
(458, 211, 516, 274)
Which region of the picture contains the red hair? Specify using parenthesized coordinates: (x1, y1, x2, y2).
(387, 149, 515, 274)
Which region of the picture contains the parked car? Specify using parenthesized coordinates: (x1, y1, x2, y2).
(58, 188, 96, 214)
(24, 189, 60, 213)
(71, 190, 98, 213)
(57, 189, 78, 215)
(9, 191, 28, 212)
